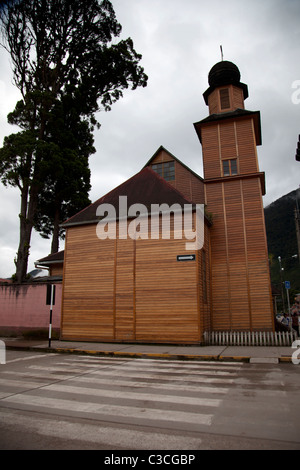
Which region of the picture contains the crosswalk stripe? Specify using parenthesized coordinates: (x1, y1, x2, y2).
(22, 365, 236, 385)
(43, 383, 222, 407)
(5, 353, 58, 364)
(2, 393, 214, 426)
(63, 357, 243, 369)
(106, 364, 239, 376)
(91, 367, 237, 384)
(0, 370, 230, 394)
(69, 374, 230, 394)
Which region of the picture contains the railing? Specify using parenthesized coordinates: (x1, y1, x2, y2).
(203, 330, 298, 346)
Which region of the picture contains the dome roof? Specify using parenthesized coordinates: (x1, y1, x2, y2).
(203, 60, 248, 105)
(208, 60, 241, 87)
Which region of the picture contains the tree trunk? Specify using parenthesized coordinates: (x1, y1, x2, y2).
(51, 205, 60, 254)
(15, 185, 39, 283)
(15, 218, 33, 283)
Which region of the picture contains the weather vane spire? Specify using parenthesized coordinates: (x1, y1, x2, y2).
(220, 45, 224, 61)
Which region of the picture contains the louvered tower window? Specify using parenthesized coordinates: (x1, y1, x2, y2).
(219, 88, 230, 110)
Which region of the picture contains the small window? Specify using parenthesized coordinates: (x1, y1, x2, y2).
(223, 160, 230, 176)
(222, 159, 238, 176)
(230, 159, 237, 175)
(220, 88, 230, 110)
(152, 161, 175, 181)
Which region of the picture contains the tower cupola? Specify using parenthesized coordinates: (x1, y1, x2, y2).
(203, 60, 249, 114)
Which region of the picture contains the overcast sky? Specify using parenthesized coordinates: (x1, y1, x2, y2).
(0, 0, 299, 278)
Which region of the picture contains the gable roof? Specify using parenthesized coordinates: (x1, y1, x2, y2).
(194, 109, 262, 146)
(61, 166, 195, 228)
(36, 250, 64, 266)
(143, 145, 204, 182)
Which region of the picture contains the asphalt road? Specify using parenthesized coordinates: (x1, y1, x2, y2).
(0, 350, 300, 451)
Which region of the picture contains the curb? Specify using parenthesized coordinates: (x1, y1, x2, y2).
(279, 356, 293, 363)
(49, 347, 222, 362)
(4, 343, 293, 363)
(219, 356, 250, 363)
(5, 344, 249, 362)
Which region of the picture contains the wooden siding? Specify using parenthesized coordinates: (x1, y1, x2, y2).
(135, 237, 199, 343)
(50, 264, 63, 277)
(115, 236, 135, 341)
(149, 148, 204, 204)
(219, 121, 237, 160)
(202, 117, 259, 181)
(201, 83, 273, 332)
(61, 225, 115, 341)
(198, 224, 212, 333)
(61, 214, 210, 343)
(208, 85, 245, 115)
(236, 119, 259, 174)
(205, 177, 273, 332)
(201, 126, 220, 180)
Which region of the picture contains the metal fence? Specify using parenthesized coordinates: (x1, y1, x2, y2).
(203, 330, 298, 346)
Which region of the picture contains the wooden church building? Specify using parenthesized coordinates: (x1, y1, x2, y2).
(59, 60, 274, 344)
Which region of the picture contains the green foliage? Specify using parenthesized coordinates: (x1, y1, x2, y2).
(0, 0, 148, 279)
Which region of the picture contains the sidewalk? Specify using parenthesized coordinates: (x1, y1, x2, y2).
(1, 336, 296, 363)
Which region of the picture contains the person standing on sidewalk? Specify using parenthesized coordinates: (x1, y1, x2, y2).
(291, 298, 300, 336)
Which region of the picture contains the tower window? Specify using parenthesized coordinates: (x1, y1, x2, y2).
(219, 88, 230, 110)
(223, 159, 238, 176)
(152, 161, 175, 181)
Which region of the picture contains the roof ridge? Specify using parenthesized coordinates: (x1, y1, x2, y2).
(61, 166, 197, 228)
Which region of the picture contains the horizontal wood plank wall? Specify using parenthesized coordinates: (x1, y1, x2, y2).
(232, 86, 244, 111)
(61, 225, 115, 341)
(219, 121, 237, 159)
(224, 179, 251, 330)
(135, 237, 199, 343)
(205, 177, 273, 332)
(241, 178, 273, 330)
(115, 236, 135, 341)
(236, 119, 259, 174)
(174, 162, 204, 204)
(205, 183, 231, 330)
(208, 85, 244, 115)
(201, 125, 220, 179)
(50, 264, 63, 277)
(61, 215, 203, 343)
(198, 224, 211, 333)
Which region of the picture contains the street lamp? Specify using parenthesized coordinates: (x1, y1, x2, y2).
(278, 254, 298, 316)
(278, 256, 285, 313)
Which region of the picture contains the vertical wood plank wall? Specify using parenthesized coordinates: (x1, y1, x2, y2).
(61, 215, 210, 343)
(202, 116, 274, 332)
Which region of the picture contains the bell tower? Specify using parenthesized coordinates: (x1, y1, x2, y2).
(194, 60, 274, 332)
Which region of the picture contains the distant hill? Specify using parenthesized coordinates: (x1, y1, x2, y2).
(264, 189, 299, 259)
(264, 189, 300, 295)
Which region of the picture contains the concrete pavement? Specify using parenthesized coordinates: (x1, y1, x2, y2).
(1, 336, 296, 363)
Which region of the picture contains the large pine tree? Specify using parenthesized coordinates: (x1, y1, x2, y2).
(0, 0, 148, 282)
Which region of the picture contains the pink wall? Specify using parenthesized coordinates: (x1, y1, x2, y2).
(0, 283, 62, 333)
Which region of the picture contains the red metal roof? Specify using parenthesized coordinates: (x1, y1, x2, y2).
(62, 167, 195, 228)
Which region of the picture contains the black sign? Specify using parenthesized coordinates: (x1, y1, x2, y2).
(46, 284, 56, 305)
(177, 254, 196, 262)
